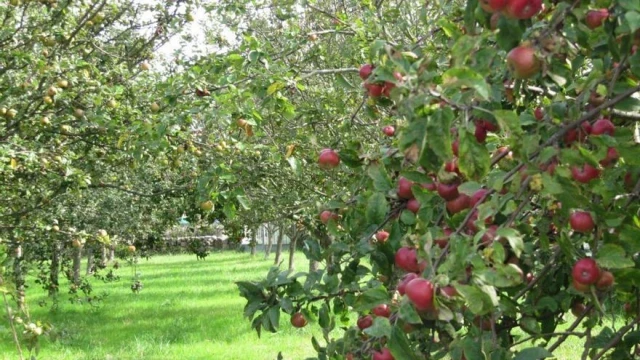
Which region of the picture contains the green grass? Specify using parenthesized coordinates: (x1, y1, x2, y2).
(1, 252, 319, 360)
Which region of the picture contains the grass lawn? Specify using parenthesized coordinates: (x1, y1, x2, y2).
(1, 251, 623, 360)
(1, 251, 318, 360)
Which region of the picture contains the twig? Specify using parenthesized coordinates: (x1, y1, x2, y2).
(592, 317, 640, 360)
(510, 331, 585, 348)
(1, 276, 24, 360)
(300, 67, 359, 79)
(514, 247, 561, 300)
(548, 304, 594, 352)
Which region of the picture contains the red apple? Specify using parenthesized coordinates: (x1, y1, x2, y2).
(437, 182, 460, 201)
(406, 199, 421, 214)
(534, 107, 544, 121)
(435, 227, 453, 249)
(291, 312, 308, 328)
(359, 64, 374, 80)
(397, 273, 419, 295)
(365, 82, 384, 97)
(395, 247, 420, 273)
(571, 164, 600, 183)
(405, 278, 435, 310)
(397, 177, 415, 199)
(372, 347, 394, 360)
(481, 225, 498, 246)
(318, 149, 340, 169)
(599, 147, 619, 167)
(589, 91, 605, 106)
(452, 139, 459, 156)
(470, 189, 490, 207)
(571, 302, 588, 317)
(372, 304, 391, 318)
(504, 0, 543, 19)
(590, 118, 615, 136)
(596, 271, 614, 290)
(572, 278, 590, 292)
(474, 124, 488, 143)
(376, 231, 390, 243)
(421, 176, 437, 191)
(357, 315, 373, 330)
(476, 119, 499, 132)
(488, 0, 508, 11)
(506, 45, 540, 79)
(569, 211, 595, 233)
(382, 125, 395, 137)
(446, 194, 471, 214)
(440, 285, 459, 298)
(525, 272, 534, 284)
(572, 258, 601, 286)
(320, 210, 339, 225)
(382, 82, 396, 97)
(585, 9, 609, 29)
(490, 12, 501, 30)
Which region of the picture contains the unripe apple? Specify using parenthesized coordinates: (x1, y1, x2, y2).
(106, 99, 118, 108)
(7, 108, 17, 118)
(318, 149, 340, 169)
(151, 102, 160, 112)
(307, 34, 318, 41)
(585, 9, 609, 29)
(43, 96, 53, 104)
(506, 45, 540, 79)
(57, 79, 69, 88)
(73, 108, 84, 119)
(200, 200, 213, 211)
(47, 86, 58, 97)
(140, 62, 151, 71)
(185, 13, 195, 22)
(41, 116, 50, 125)
(127, 245, 136, 253)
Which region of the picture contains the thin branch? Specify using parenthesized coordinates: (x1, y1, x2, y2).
(592, 317, 640, 360)
(548, 304, 594, 352)
(300, 67, 359, 79)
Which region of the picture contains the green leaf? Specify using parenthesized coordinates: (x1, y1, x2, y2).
(268, 306, 280, 331)
(363, 316, 392, 338)
(366, 193, 389, 226)
(514, 347, 552, 360)
(388, 326, 420, 360)
(267, 81, 284, 95)
(236, 195, 250, 210)
(623, 11, 640, 33)
(426, 107, 454, 163)
(287, 157, 299, 174)
(442, 67, 491, 101)
(520, 317, 541, 335)
(458, 130, 490, 180)
(353, 286, 389, 311)
(319, 302, 330, 329)
(456, 284, 496, 315)
(596, 244, 634, 269)
(497, 228, 524, 257)
(398, 300, 422, 324)
(493, 110, 523, 138)
(368, 163, 392, 192)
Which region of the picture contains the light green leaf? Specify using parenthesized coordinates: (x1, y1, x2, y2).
(514, 347, 552, 360)
(388, 326, 420, 360)
(363, 316, 392, 338)
(366, 193, 389, 226)
(596, 244, 634, 269)
(458, 130, 490, 180)
(442, 67, 491, 101)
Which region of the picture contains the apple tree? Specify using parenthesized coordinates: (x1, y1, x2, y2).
(231, 0, 640, 359)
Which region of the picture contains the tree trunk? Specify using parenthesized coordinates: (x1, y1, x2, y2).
(100, 245, 107, 268)
(288, 224, 298, 271)
(309, 260, 320, 272)
(108, 245, 115, 262)
(72, 246, 82, 285)
(264, 225, 273, 259)
(85, 245, 94, 276)
(274, 223, 284, 265)
(12, 242, 25, 310)
(49, 241, 61, 296)
(250, 228, 257, 257)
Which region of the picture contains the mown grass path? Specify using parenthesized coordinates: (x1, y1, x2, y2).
(1, 252, 316, 360)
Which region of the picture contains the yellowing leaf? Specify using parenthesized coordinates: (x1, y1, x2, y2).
(10, 158, 17, 169)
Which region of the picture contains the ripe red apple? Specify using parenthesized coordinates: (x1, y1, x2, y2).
(372, 347, 394, 360)
(525, 272, 534, 283)
(397, 273, 419, 295)
(406, 199, 421, 214)
(572, 278, 590, 293)
(504, 0, 543, 19)
(357, 315, 373, 330)
(465, 210, 493, 233)
(320, 210, 339, 225)
(437, 182, 460, 201)
(359, 64, 374, 80)
(474, 124, 488, 143)
(372, 304, 391, 318)
(589, 91, 605, 106)
(569, 211, 595, 233)
(534, 107, 544, 121)
(291, 312, 308, 328)
(446, 194, 471, 214)
(440, 285, 458, 298)
(490, 12, 501, 30)
(596, 271, 614, 290)
(506, 45, 540, 79)
(405, 278, 435, 310)
(451, 138, 459, 156)
(481, 225, 498, 247)
(590, 118, 615, 136)
(470, 188, 490, 207)
(572, 258, 601, 286)
(376, 231, 390, 243)
(421, 176, 437, 191)
(382, 125, 395, 137)
(571, 164, 600, 183)
(476, 119, 499, 132)
(599, 147, 619, 167)
(365, 82, 384, 97)
(444, 159, 459, 174)
(395, 247, 420, 273)
(318, 149, 340, 169)
(488, 0, 508, 11)
(382, 82, 396, 97)
(564, 123, 592, 144)
(397, 177, 415, 199)
(585, 9, 609, 29)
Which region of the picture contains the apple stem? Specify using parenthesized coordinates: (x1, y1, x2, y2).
(590, 286, 605, 315)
